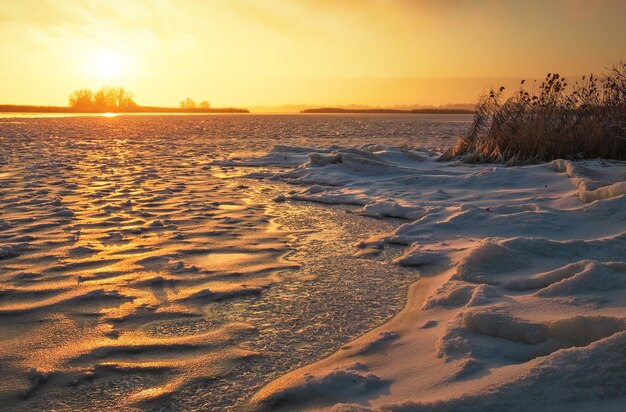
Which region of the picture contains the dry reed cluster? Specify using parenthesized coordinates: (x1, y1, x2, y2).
(441, 61, 626, 163)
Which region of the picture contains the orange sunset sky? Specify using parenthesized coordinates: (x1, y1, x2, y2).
(0, 0, 624, 108)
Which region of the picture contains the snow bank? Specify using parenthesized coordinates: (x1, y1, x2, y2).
(386, 331, 626, 412)
(579, 180, 626, 203)
(258, 364, 388, 410)
(234, 145, 626, 410)
(535, 261, 626, 296)
(547, 158, 626, 202)
(362, 201, 435, 220)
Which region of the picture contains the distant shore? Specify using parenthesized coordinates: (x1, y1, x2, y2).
(0, 104, 249, 114)
(301, 107, 475, 114)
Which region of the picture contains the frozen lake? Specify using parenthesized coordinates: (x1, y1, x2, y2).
(0, 114, 471, 410)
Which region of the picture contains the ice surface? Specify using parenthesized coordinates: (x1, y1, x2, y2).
(3, 114, 470, 411)
(4, 114, 625, 411)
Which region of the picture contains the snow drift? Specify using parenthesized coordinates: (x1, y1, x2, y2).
(232, 145, 626, 411)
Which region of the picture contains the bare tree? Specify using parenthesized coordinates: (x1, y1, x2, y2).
(68, 89, 94, 111)
(70, 86, 136, 112)
(180, 98, 197, 109)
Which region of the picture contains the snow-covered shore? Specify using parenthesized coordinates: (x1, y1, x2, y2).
(221, 144, 626, 411)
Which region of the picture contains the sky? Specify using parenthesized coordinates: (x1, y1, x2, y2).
(0, 0, 624, 109)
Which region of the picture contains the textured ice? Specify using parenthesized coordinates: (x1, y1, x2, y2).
(2, 114, 470, 411)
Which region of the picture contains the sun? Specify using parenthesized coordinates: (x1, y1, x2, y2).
(91, 50, 124, 78)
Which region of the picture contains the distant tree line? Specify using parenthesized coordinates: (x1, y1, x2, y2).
(9, 87, 248, 113)
(68, 86, 137, 112)
(180, 98, 210, 109)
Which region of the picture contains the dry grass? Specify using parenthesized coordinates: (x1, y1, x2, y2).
(441, 61, 626, 163)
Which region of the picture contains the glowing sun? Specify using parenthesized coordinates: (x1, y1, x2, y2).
(92, 50, 124, 78)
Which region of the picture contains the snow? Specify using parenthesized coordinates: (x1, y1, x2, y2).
(3, 114, 624, 410)
(4, 114, 467, 410)
(239, 144, 626, 411)
(261, 364, 388, 410)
